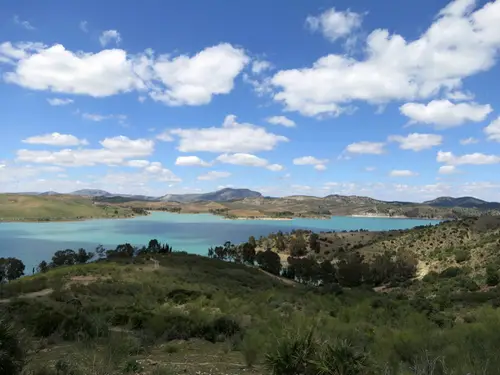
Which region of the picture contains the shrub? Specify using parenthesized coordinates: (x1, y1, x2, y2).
(454, 249, 471, 263)
(265, 330, 316, 375)
(0, 318, 25, 375)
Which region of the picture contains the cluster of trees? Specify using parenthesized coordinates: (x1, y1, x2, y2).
(0, 258, 25, 283)
(208, 236, 418, 288)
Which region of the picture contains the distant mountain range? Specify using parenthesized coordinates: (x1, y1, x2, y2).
(33, 188, 499, 210)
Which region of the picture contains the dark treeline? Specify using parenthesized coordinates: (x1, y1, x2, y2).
(207, 233, 418, 288)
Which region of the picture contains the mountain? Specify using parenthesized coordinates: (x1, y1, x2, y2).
(39, 191, 62, 196)
(70, 189, 112, 197)
(424, 196, 500, 209)
(159, 188, 262, 203)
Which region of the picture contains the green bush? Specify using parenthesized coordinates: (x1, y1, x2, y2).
(0, 318, 25, 375)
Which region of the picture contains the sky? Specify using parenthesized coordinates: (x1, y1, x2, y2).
(1, 0, 500, 202)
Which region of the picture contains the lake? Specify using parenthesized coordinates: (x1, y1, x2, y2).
(0, 212, 441, 272)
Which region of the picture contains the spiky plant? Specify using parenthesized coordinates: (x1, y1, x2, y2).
(311, 340, 368, 375)
(0, 318, 25, 375)
(265, 329, 316, 375)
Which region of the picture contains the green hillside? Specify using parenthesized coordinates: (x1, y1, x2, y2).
(0, 194, 138, 221)
(2, 218, 500, 374)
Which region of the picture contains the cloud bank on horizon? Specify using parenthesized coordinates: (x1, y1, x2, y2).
(1, 0, 500, 201)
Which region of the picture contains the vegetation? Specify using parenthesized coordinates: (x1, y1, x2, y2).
(2, 216, 500, 373)
(0, 194, 141, 222)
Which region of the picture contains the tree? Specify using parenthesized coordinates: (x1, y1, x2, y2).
(76, 248, 94, 264)
(0, 258, 25, 282)
(309, 233, 321, 253)
(336, 252, 369, 287)
(241, 242, 256, 265)
(107, 243, 135, 259)
(319, 260, 336, 285)
(486, 265, 499, 286)
(148, 239, 161, 252)
(37, 260, 49, 274)
(248, 236, 257, 248)
(275, 231, 286, 252)
(256, 250, 282, 275)
(288, 235, 307, 257)
(51, 249, 77, 267)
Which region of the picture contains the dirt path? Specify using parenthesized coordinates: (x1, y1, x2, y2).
(0, 288, 53, 304)
(149, 258, 160, 270)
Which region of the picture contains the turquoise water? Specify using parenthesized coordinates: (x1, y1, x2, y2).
(0, 212, 440, 272)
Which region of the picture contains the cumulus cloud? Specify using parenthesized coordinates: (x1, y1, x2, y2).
(47, 98, 74, 106)
(306, 7, 363, 42)
(484, 117, 500, 142)
(197, 171, 231, 180)
(99, 30, 122, 47)
(127, 159, 150, 168)
(17, 136, 154, 166)
(400, 100, 492, 128)
(388, 133, 442, 151)
(345, 141, 385, 154)
(293, 156, 328, 171)
(272, 0, 500, 116)
(266, 116, 296, 127)
(156, 130, 174, 142)
(216, 153, 283, 171)
(22, 132, 88, 147)
(1, 42, 248, 106)
(437, 150, 500, 165)
(439, 165, 460, 174)
(175, 156, 211, 167)
(460, 137, 479, 145)
(149, 43, 249, 106)
(390, 169, 419, 177)
(171, 115, 288, 153)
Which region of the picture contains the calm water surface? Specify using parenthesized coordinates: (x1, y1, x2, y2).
(0, 212, 440, 272)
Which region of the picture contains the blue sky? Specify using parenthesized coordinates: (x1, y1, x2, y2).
(1, 0, 500, 201)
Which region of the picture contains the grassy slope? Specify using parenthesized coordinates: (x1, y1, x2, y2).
(3, 242, 500, 374)
(0, 194, 136, 221)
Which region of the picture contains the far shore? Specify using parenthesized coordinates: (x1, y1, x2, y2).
(0, 210, 447, 224)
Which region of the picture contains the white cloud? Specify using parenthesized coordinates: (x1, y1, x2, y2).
(1, 42, 249, 106)
(197, 171, 231, 181)
(13, 15, 35, 30)
(446, 90, 475, 101)
(439, 165, 459, 174)
(365, 166, 376, 172)
(175, 156, 211, 167)
(293, 156, 328, 171)
(266, 116, 296, 127)
(22, 132, 88, 147)
(17, 136, 154, 166)
(345, 141, 385, 154)
(293, 156, 328, 165)
(217, 153, 268, 167)
(3, 44, 143, 97)
(437, 150, 500, 165)
(149, 43, 249, 106)
(215, 153, 283, 171)
(484, 117, 500, 142)
(267, 164, 284, 172)
(389, 169, 419, 177)
(388, 133, 442, 151)
(242, 73, 273, 97)
(82, 113, 127, 124)
(99, 30, 122, 47)
(171, 114, 288, 153)
(47, 98, 74, 106)
(143, 162, 181, 182)
(127, 159, 150, 168)
(460, 137, 479, 145)
(271, 0, 500, 117)
(79, 21, 88, 33)
(252, 60, 272, 74)
(400, 100, 492, 128)
(306, 7, 363, 42)
(156, 130, 174, 142)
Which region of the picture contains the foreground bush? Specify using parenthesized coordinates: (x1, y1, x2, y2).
(0, 318, 25, 375)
